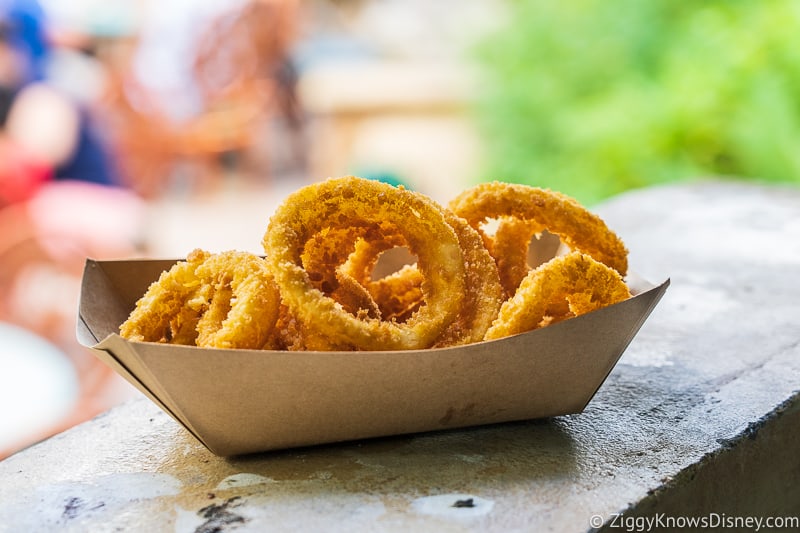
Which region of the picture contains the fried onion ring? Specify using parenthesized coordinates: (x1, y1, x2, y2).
(302, 227, 404, 320)
(336, 234, 423, 322)
(119, 249, 280, 349)
(433, 210, 503, 346)
(119, 249, 211, 345)
(263, 176, 466, 351)
(338, 209, 504, 346)
(193, 251, 281, 349)
(449, 182, 629, 293)
(360, 263, 424, 323)
(485, 216, 544, 299)
(484, 252, 631, 340)
(121, 178, 634, 351)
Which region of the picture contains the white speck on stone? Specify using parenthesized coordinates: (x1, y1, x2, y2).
(411, 494, 494, 519)
(453, 454, 486, 464)
(215, 473, 275, 490)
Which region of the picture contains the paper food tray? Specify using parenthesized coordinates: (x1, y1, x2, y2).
(77, 258, 668, 456)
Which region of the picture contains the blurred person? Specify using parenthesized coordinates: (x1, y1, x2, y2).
(0, 0, 48, 83)
(125, 0, 305, 182)
(1, 7, 142, 263)
(0, 17, 51, 204)
(1, 3, 143, 296)
(0, 2, 122, 206)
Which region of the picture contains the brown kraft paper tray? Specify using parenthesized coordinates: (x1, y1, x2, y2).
(77, 258, 669, 457)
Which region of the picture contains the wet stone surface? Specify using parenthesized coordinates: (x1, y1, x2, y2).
(0, 180, 798, 532)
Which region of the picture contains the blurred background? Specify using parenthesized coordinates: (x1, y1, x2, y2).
(2, 0, 799, 458)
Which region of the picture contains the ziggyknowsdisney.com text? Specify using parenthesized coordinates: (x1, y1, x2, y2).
(593, 512, 799, 531)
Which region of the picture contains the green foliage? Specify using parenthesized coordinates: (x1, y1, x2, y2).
(470, 0, 800, 204)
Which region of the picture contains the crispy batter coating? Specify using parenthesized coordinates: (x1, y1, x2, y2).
(119, 250, 280, 349)
(487, 217, 544, 298)
(331, 206, 504, 346)
(449, 182, 629, 288)
(432, 211, 503, 347)
(121, 178, 634, 351)
(193, 251, 281, 349)
(484, 252, 631, 340)
(301, 226, 404, 320)
(263, 176, 466, 351)
(119, 249, 211, 344)
(333, 268, 382, 320)
(361, 263, 424, 322)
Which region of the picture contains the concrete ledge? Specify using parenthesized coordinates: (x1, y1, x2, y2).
(0, 179, 798, 532)
(611, 394, 799, 530)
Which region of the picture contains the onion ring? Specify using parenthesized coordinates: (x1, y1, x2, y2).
(433, 210, 503, 347)
(119, 249, 211, 345)
(193, 251, 281, 349)
(267, 304, 354, 351)
(449, 182, 629, 294)
(485, 216, 544, 299)
(362, 263, 424, 323)
(339, 210, 504, 346)
(302, 227, 403, 320)
(119, 249, 281, 349)
(337, 235, 422, 322)
(262, 176, 466, 351)
(484, 252, 631, 340)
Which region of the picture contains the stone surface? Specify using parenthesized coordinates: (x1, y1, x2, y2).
(1, 180, 798, 532)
